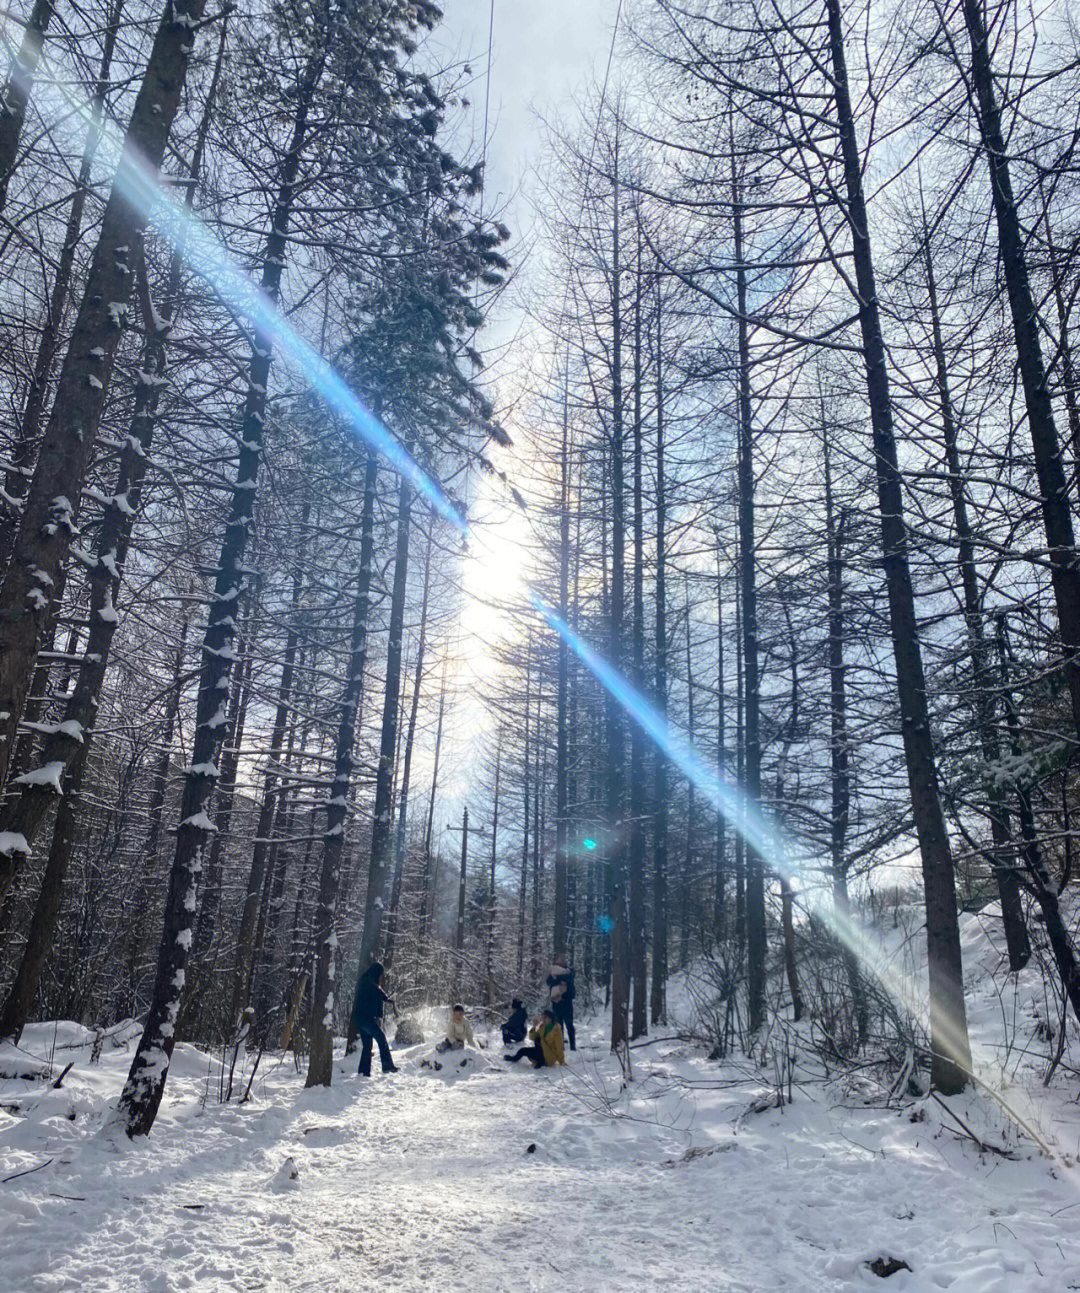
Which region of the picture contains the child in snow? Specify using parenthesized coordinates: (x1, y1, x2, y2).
(504, 1008, 565, 1069)
(547, 953, 576, 1051)
(502, 998, 528, 1046)
(434, 1004, 475, 1053)
(351, 961, 398, 1077)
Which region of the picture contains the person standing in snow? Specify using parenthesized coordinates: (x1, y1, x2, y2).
(435, 1003, 475, 1053)
(504, 1008, 565, 1069)
(351, 961, 397, 1077)
(547, 954, 576, 1051)
(501, 998, 528, 1046)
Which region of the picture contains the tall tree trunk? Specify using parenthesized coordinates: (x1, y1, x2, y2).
(306, 450, 378, 1087)
(230, 511, 309, 1029)
(629, 224, 647, 1038)
(518, 642, 531, 977)
(117, 45, 324, 1136)
(419, 652, 448, 944)
(356, 472, 412, 970)
(1, 0, 122, 564)
(996, 616, 1080, 1029)
(607, 157, 629, 1055)
(683, 582, 697, 969)
(732, 173, 765, 1037)
(384, 526, 433, 974)
(734, 544, 745, 950)
(714, 533, 726, 943)
(1040, 195, 1080, 504)
(0, 7, 228, 874)
(922, 230, 1030, 971)
(960, 0, 1080, 752)
(776, 607, 802, 1022)
(0, 0, 58, 214)
(650, 279, 668, 1025)
(822, 422, 866, 1046)
(827, 0, 971, 1092)
(485, 740, 501, 1004)
(554, 382, 571, 956)
(0, 0, 212, 826)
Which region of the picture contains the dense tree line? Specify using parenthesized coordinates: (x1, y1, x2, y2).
(4, 0, 1080, 1133)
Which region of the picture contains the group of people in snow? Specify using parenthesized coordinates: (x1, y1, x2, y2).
(348, 954, 577, 1076)
(503, 954, 575, 1069)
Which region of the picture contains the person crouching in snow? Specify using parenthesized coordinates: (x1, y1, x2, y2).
(504, 1008, 565, 1069)
(502, 998, 527, 1046)
(435, 1004, 475, 1053)
(352, 961, 398, 1077)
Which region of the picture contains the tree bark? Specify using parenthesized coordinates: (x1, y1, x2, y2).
(650, 280, 668, 1026)
(1, 0, 121, 565)
(822, 422, 866, 1046)
(607, 156, 629, 1055)
(629, 224, 647, 1038)
(960, 0, 1080, 753)
(0, 0, 58, 214)
(306, 450, 378, 1087)
(0, 0, 212, 825)
(355, 472, 412, 971)
(117, 44, 323, 1135)
(826, 0, 971, 1092)
(922, 231, 1030, 971)
(732, 176, 765, 1036)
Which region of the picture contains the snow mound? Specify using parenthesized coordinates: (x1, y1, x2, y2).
(415, 1047, 485, 1080)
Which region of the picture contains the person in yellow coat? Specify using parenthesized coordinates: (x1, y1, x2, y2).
(503, 1008, 565, 1069)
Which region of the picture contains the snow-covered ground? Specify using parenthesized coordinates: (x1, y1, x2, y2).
(5, 914, 1080, 1291)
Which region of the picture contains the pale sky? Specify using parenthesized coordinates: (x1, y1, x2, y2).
(425, 1, 620, 837)
(438, 1, 620, 237)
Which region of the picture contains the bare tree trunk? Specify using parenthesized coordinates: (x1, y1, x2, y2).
(960, 0, 1080, 753)
(1, 0, 122, 564)
(732, 174, 765, 1037)
(554, 382, 571, 956)
(518, 642, 530, 977)
(356, 473, 412, 970)
(0, 0, 58, 214)
(419, 653, 448, 944)
(0, 0, 212, 823)
(650, 281, 668, 1025)
(713, 532, 726, 943)
(485, 740, 500, 1004)
(629, 223, 647, 1038)
(683, 582, 696, 969)
(822, 422, 866, 1046)
(306, 450, 378, 1087)
(230, 518, 307, 1029)
(776, 607, 802, 1022)
(384, 525, 433, 975)
(996, 617, 1080, 1028)
(607, 156, 629, 1055)
(922, 230, 1030, 971)
(117, 43, 324, 1135)
(826, 0, 971, 1092)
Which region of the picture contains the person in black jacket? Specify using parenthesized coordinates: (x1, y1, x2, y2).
(501, 999, 527, 1046)
(546, 954, 576, 1051)
(351, 961, 397, 1077)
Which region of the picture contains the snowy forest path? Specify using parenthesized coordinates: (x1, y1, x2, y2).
(4, 1020, 1080, 1290)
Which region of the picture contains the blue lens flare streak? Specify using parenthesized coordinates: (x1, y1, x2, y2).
(529, 594, 916, 1009)
(104, 139, 471, 537)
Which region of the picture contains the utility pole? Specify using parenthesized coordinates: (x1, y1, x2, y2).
(446, 807, 490, 996)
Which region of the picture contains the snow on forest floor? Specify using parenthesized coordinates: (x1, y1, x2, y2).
(5, 915, 1080, 1290)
